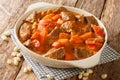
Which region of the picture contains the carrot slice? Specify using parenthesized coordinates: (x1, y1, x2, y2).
(31, 31, 41, 40)
(80, 32, 94, 40)
(38, 24, 48, 43)
(70, 35, 83, 44)
(85, 38, 103, 46)
(91, 24, 105, 37)
(39, 20, 60, 28)
(59, 33, 70, 39)
(86, 38, 103, 51)
(42, 13, 55, 21)
(52, 14, 61, 21)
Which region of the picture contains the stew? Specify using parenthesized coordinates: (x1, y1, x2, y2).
(18, 7, 105, 60)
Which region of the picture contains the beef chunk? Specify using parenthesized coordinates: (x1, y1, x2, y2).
(43, 47, 65, 60)
(54, 7, 67, 14)
(75, 14, 85, 24)
(60, 21, 77, 33)
(84, 16, 98, 26)
(47, 27, 61, 45)
(48, 27, 60, 39)
(61, 11, 76, 21)
(74, 48, 94, 59)
(26, 11, 39, 22)
(19, 22, 32, 42)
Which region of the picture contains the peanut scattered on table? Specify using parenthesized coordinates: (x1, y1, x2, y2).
(3, 30, 11, 37)
(13, 46, 20, 52)
(7, 59, 13, 65)
(7, 45, 22, 66)
(1, 35, 8, 41)
(101, 73, 107, 79)
(78, 69, 93, 80)
(23, 66, 32, 73)
(1, 30, 11, 41)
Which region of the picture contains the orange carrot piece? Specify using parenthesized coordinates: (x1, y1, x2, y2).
(31, 31, 41, 40)
(42, 13, 55, 20)
(86, 40, 102, 46)
(70, 35, 83, 44)
(91, 24, 105, 37)
(59, 33, 70, 39)
(52, 14, 61, 21)
(80, 32, 94, 40)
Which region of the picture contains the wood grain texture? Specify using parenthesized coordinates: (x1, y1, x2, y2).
(0, 0, 30, 80)
(101, 0, 120, 53)
(15, 61, 38, 80)
(29, 0, 77, 6)
(76, 0, 105, 18)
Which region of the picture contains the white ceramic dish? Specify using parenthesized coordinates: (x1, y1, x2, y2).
(14, 3, 108, 68)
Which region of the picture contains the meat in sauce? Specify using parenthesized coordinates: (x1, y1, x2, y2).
(18, 7, 105, 60)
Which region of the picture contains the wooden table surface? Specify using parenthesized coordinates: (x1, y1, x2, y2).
(0, 0, 120, 80)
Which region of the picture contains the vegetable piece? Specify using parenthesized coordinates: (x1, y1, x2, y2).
(64, 53, 74, 60)
(39, 20, 60, 28)
(38, 25, 48, 43)
(52, 39, 71, 48)
(59, 33, 70, 39)
(42, 13, 55, 21)
(80, 32, 94, 40)
(52, 14, 61, 21)
(85, 38, 103, 47)
(86, 38, 103, 51)
(58, 39, 70, 47)
(30, 31, 41, 48)
(31, 21, 48, 49)
(91, 24, 104, 37)
(31, 31, 41, 40)
(52, 41, 62, 48)
(70, 35, 83, 44)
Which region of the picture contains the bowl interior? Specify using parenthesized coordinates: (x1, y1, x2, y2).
(14, 5, 108, 68)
